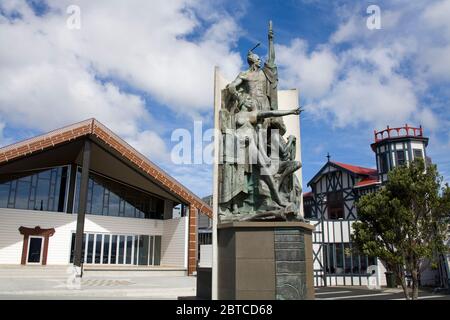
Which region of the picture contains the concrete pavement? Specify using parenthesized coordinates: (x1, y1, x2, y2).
(0, 265, 195, 299)
(314, 286, 450, 300)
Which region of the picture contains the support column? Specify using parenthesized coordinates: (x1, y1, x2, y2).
(73, 139, 91, 269)
(188, 205, 198, 275)
(66, 164, 78, 214)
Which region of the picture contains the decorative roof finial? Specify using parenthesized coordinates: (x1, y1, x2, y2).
(327, 152, 331, 162)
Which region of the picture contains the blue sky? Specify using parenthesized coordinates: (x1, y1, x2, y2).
(1, 0, 449, 197)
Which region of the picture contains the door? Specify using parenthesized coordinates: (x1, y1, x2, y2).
(27, 236, 44, 264)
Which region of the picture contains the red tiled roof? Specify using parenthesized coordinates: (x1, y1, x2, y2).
(331, 161, 377, 176)
(355, 177, 380, 188)
(303, 191, 313, 197)
(0, 119, 212, 217)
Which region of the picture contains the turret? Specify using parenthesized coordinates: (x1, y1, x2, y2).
(371, 124, 429, 183)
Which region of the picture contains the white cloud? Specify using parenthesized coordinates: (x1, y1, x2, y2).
(309, 68, 418, 129)
(0, 0, 244, 172)
(277, 1, 449, 133)
(277, 39, 338, 99)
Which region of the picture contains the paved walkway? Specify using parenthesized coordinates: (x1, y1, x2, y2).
(315, 286, 450, 300)
(0, 266, 195, 299)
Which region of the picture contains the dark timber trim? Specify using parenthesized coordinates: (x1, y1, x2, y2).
(73, 139, 91, 269)
(66, 164, 78, 214)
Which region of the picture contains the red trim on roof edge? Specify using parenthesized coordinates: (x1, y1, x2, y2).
(331, 161, 377, 176)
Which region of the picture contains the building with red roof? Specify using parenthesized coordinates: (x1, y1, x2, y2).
(303, 124, 432, 287)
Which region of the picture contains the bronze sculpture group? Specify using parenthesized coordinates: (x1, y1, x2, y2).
(218, 22, 303, 222)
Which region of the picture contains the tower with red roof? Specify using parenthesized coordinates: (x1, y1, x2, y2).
(371, 124, 429, 184)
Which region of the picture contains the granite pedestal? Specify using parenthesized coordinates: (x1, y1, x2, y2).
(217, 221, 314, 300)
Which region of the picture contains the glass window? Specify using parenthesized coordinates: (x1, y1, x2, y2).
(413, 149, 423, 159)
(90, 182, 104, 215)
(27, 237, 43, 263)
(327, 191, 344, 220)
(103, 235, 110, 264)
(149, 236, 154, 265)
(110, 235, 117, 264)
(0, 167, 68, 212)
(109, 193, 120, 217)
(95, 234, 102, 264)
(0, 183, 10, 208)
(15, 180, 31, 210)
(380, 153, 389, 173)
(86, 234, 94, 264)
(154, 236, 161, 266)
(138, 235, 149, 266)
(124, 202, 135, 218)
(396, 150, 405, 166)
(126, 236, 133, 264)
(304, 204, 313, 219)
(73, 168, 165, 220)
(35, 176, 50, 211)
(360, 255, 368, 274)
(344, 244, 352, 274)
(352, 251, 360, 274)
(335, 244, 344, 274)
(118, 235, 125, 264)
(134, 237, 139, 265)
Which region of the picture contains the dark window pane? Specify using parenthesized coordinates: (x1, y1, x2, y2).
(35, 178, 50, 211)
(110, 235, 117, 264)
(124, 202, 135, 218)
(91, 182, 104, 215)
(109, 192, 120, 216)
(149, 236, 154, 265)
(103, 235, 110, 264)
(335, 244, 344, 274)
(154, 236, 161, 266)
(118, 236, 125, 264)
(126, 236, 133, 264)
(27, 237, 43, 263)
(397, 150, 405, 166)
(304, 204, 313, 219)
(134, 237, 139, 265)
(57, 167, 68, 212)
(360, 256, 368, 274)
(138, 235, 149, 266)
(326, 244, 335, 274)
(414, 149, 423, 159)
(327, 192, 344, 220)
(380, 153, 389, 173)
(95, 234, 102, 264)
(352, 253, 360, 274)
(0, 183, 10, 208)
(15, 180, 31, 209)
(344, 244, 352, 274)
(86, 234, 94, 264)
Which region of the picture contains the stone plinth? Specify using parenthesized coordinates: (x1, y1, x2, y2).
(217, 221, 314, 300)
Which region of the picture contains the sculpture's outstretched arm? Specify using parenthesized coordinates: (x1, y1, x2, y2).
(257, 108, 301, 120)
